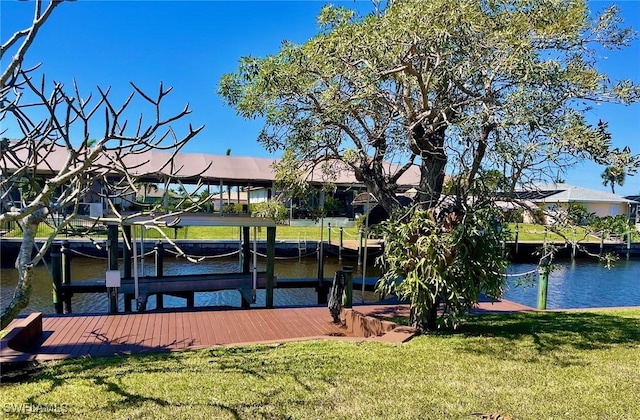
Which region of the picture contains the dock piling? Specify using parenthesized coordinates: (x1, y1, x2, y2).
(339, 227, 343, 262)
(537, 256, 551, 310)
(123, 225, 132, 279)
(61, 240, 72, 313)
(155, 241, 164, 309)
(266, 226, 276, 308)
(51, 241, 63, 314)
(107, 224, 119, 314)
(357, 229, 363, 266)
(342, 265, 353, 308)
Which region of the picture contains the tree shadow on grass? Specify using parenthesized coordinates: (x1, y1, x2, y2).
(7, 342, 340, 418)
(449, 311, 640, 364)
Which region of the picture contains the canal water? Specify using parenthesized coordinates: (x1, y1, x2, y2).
(0, 255, 383, 315)
(1, 256, 639, 316)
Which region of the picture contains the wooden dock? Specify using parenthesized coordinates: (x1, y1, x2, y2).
(1, 299, 534, 363)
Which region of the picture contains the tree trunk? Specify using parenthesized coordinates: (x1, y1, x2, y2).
(413, 125, 447, 210)
(0, 218, 38, 329)
(409, 303, 438, 332)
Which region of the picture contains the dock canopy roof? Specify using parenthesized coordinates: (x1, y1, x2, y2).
(97, 213, 277, 228)
(4, 141, 421, 188)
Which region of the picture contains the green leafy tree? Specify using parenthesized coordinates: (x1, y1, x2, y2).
(378, 205, 509, 330)
(219, 0, 639, 330)
(251, 199, 289, 224)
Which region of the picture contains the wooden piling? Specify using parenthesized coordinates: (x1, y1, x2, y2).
(317, 241, 325, 282)
(537, 255, 551, 310)
(242, 226, 250, 274)
(107, 224, 119, 314)
(51, 241, 63, 314)
(123, 225, 132, 279)
(339, 227, 343, 262)
(61, 240, 72, 313)
(342, 265, 353, 308)
(357, 229, 363, 266)
(266, 226, 276, 308)
(155, 241, 164, 309)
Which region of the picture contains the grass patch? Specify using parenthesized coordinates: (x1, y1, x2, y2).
(2, 309, 640, 419)
(506, 223, 598, 243)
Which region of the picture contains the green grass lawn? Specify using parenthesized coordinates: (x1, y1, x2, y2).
(3, 220, 633, 243)
(506, 223, 601, 243)
(2, 309, 640, 419)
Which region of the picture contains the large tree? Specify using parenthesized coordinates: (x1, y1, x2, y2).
(0, 0, 205, 328)
(219, 0, 639, 330)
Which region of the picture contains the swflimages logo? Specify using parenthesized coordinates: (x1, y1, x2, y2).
(2, 403, 69, 414)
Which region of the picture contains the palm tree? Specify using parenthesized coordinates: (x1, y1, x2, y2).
(601, 166, 625, 194)
(137, 182, 159, 203)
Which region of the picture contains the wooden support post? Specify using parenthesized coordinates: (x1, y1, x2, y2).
(51, 241, 63, 314)
(186, 292, 195, 308)
(514, 224, 519, 257)
(327, 223, 331, 246)
(317, 240, 329, 305)
(155, 241, 164, 309)
(124, 294, 132, 312)
(219, 179, 224, 216)
(627, 228, 632, 260)
(61, 240, 72, 313)
(339, 227, 343, 262)
(571, 228, 577, 260)
(266, 226, 276, 308)
(357, 228, 363, 266)
(537, 255, 551, 310)
(123, 225, 132, 279)
(342, 265, 353, 308)
(317, 241, 325, 282)
(242, 226, 250, 274)
(600, 231, 605, 257)
(107, 224, 119, 314)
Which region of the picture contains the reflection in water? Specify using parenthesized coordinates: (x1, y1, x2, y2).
(2, 256, 639, 315)
(0, 255, 382, 315)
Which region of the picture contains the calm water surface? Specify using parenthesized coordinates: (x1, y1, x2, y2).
(0, 255, 382, 315)
(503, 259, 640, 309)
(1, 255, 639, 315)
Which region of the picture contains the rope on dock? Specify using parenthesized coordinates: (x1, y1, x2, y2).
(340, 228, 361, 238)
(250, 249, 318, 260)
(164, 248, 240, 260)
(501, 268, 538, 278)
(68, 248, 108, 260)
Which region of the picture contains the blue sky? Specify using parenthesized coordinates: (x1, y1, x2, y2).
(1, 0, 639, 196)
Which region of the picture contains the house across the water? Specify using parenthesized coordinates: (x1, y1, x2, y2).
(515, 183, 637, 225)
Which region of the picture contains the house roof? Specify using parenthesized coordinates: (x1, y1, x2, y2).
(3, 141, 421, 189)
(518, 183, 634, 204)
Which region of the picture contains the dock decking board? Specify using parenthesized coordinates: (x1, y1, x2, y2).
(2, 299, 534, 362)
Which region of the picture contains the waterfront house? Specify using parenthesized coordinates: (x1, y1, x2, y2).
(516, 183, 635, 224)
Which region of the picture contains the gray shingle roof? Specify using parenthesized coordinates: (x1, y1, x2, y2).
(524, 183, 634, 203)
